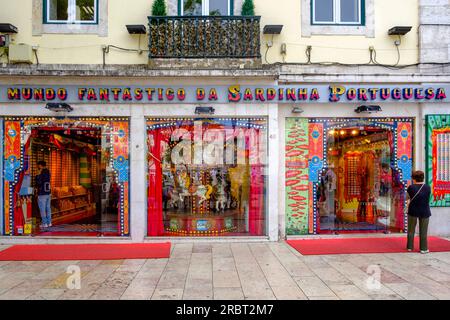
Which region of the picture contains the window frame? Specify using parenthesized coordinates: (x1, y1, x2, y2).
(44, 0, 99, 25)
(311, 0, 364, 26)
(178, 0, 234, 16)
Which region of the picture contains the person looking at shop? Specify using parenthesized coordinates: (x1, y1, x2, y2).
(406, 170, 431, 254)
(35, 161, 52, 228)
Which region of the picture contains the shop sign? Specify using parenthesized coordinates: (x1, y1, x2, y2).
(1, 84, 449, 104)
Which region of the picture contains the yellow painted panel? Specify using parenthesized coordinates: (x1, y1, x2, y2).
(0, 0, 419, 65)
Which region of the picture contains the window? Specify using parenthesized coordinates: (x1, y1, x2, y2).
(45, 0, 98, 24)
(312, 0, 362, 25)
(180, 0, 231, 16)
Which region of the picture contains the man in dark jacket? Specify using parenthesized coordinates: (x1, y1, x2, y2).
(35, 161, 52, 228)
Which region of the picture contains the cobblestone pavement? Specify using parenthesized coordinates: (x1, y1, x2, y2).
(1, 242, 450, 300)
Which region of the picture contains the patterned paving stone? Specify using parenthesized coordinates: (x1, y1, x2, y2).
(214, 287, 245, 300)
(0, 242, 449, 300)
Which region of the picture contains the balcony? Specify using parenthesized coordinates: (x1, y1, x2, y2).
(147, 16, 261, 60)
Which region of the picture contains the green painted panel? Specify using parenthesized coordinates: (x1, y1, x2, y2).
(285, 118, 310, 235)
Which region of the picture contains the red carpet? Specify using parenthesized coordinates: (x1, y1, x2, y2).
(287, 236, 450, 255)
(0, 243, 171, 261)
(37, 232, 101, 237)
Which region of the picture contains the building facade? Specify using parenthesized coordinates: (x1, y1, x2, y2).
(0, 0, 449, 243)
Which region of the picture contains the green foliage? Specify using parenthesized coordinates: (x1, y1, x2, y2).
(151, 0, 167, 16)
(241, 0, 255, 16)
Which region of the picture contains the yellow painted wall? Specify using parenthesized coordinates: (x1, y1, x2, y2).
(0, 0, 419, 65)
(258, 0, 419, 65)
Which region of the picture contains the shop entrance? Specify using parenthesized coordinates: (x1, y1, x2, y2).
(317, 123, 406, 233)
(3, 118, 130, 237)
(147, 118, 267, 237)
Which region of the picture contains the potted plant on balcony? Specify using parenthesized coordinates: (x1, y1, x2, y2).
(241, 0, 255, 16)
(151, 0, 167, 16)
(149, 0, 168, 57)
(240, 0, 257, 56)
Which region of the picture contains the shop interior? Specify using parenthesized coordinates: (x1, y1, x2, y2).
(16, 126, 119, 236)
(147, 118, 267, 237)
(318, 125, 405, 233)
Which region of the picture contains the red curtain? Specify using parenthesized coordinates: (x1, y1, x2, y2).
(147, 129, 166, 236)
(248, 128, 265, 236)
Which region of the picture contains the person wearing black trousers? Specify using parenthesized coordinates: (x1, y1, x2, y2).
(406, 170, 432, 254)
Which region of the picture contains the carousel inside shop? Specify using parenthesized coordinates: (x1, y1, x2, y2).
(2, 117, 130, 237)
(147, 117, 267, 237)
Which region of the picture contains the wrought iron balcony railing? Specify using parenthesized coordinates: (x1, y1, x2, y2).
(148, 16, 261, 59)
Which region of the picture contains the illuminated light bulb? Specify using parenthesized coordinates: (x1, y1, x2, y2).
(340, 130, 346, 136)
(351, 130, 358, 135)
(329, 130, 335, 135)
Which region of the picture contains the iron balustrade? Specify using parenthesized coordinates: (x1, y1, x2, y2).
(148, 16, 261, 59)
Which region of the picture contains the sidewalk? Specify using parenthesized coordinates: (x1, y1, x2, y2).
(1, 241, 450, 300)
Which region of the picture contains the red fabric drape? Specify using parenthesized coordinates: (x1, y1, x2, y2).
(147, 129, 166, 236)
(248, 128, 265, 236)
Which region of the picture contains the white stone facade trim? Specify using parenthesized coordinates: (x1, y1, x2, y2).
(32, 0, 109, 37)
(301, 0, 375, 38)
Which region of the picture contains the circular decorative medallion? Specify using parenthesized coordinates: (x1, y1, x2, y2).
(116, 155, 125, 163)
(8, 155, 17, 163)
(311, 156, 320, 164)
(400, 155, 409, 163)
(8, 129, 16, 137)
(401, 129, 409, 139)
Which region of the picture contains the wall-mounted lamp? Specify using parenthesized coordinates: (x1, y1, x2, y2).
(354, 105, 382, 114)
(46, 103, 73, 113)
(0, 23, 18, 34)
(291, 106, 304, 114)
(263, 25, 283, 35)
(126, 25, 147, 34)
(195, 106, 215, 115)
(388, 26, 412, 36)
(263, 25, 283, 64)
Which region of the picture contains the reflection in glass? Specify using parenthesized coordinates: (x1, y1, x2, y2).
(315, 0, 334, 22)
(183, 0, 203, 15)
(209, 0, 228, 16)
(340, 0, 359, 23)
(49, 0, 69, 21)
(76, 0, 96, 21)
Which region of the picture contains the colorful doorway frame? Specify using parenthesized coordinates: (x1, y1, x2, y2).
(285, 117, 414, 235)
(426, 114, 450, 207)
(2, 117, 130, 236)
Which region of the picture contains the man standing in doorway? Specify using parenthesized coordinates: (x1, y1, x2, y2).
(36, 161, 52, 228)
